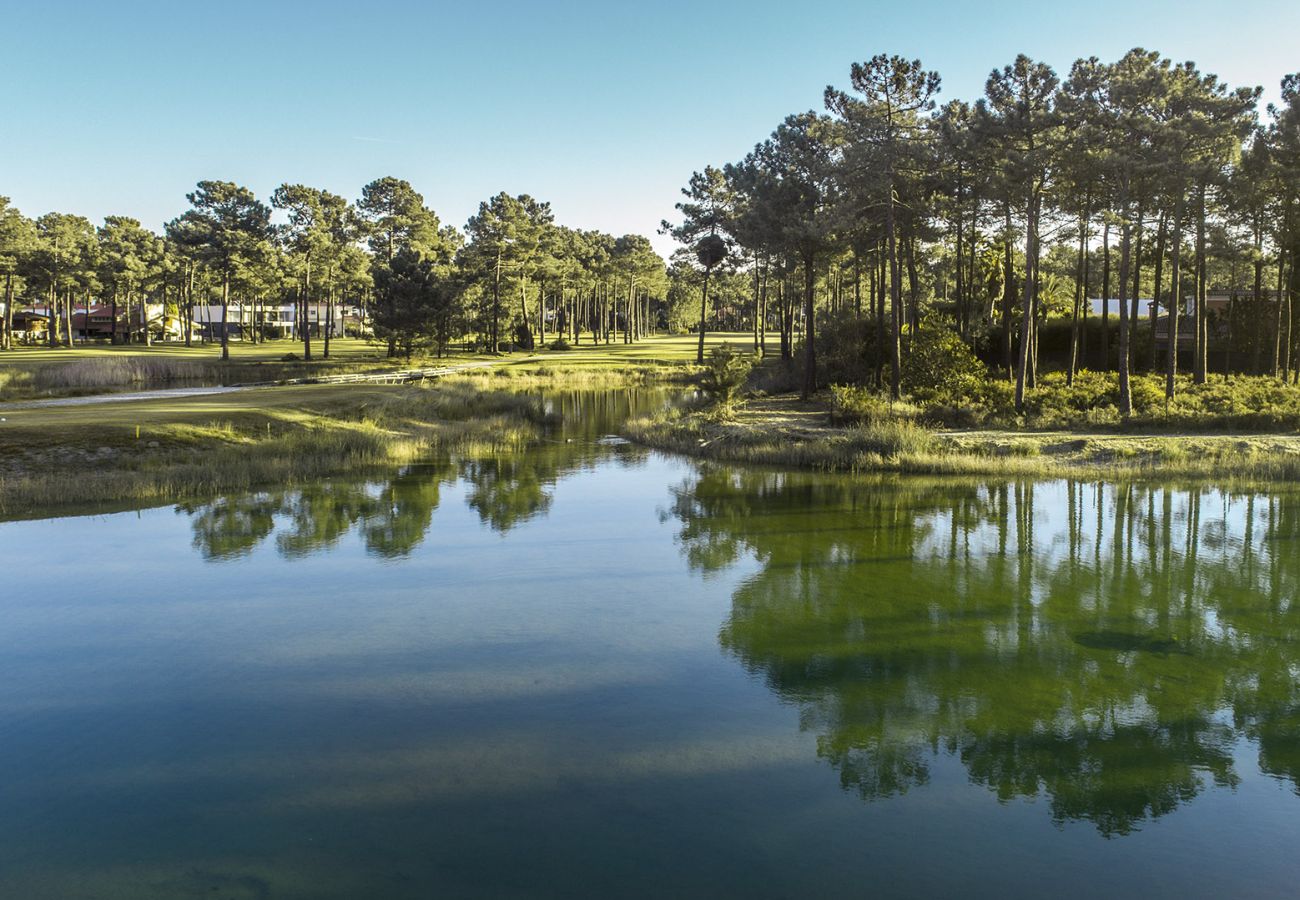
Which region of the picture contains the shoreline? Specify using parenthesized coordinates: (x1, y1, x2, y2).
(0, 363, 698, 520)
(623, 393, 1300, 485)
(0, 380, 552, 519)
(11, 360, 1300, 522)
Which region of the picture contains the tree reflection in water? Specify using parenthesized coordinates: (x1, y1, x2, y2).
(179, 388, 658, 558)
(668, 466, 1300, 836)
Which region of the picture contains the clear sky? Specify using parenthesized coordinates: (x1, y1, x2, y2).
(2, 0, 1297, 257)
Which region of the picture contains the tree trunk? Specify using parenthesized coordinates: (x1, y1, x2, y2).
(801, 247, 817, 401)
(324, 276, 333, 359)
(538, 275, 547, 346)
(904, 233, 920, 342)
(302, 255, 313, 361)
(3, 272, 14, 349)
(184, 264, 194, 347)
(64, 292, 74, 347)
(1166, 191, 1183, 401)
(1152, 211, 1168, 375)
(1101, 221, 1111, 370)
(1001, 205, 1015, 378)
(519, 275, 531, 348)
(887, 179, 902, 399)
(220, 271, 231, 361)
(491, 246, 502, 353)
(1068, 199, 1088, 384)
(955, 168, 966, 340)
(1118, 212, 1133, 416)
(1194, 186, 1208, 382)
(1014, 192, 1038, 411)
(1275, 246, 1287, 378)
(1130, 207, 1144, 368)
(696, 268, 710, 364)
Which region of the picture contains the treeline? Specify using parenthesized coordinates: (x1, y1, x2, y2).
(664, 49, 1300, 409)
(0, 179, 669, 359)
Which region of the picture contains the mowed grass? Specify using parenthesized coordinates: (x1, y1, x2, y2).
(0, 331, 737, 447)
(497, 331, 757, 369)
(0, 332, 745, 400)
(0, 338, 467, 401)
(0, 337, 397, 368)
(0, 332, 752, 369)
(0, 382, 413, 452)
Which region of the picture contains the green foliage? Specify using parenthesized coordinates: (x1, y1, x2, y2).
(371, 249, 457, 357)
(816, 311, 878, 386)
(699, 343, 755, 403)
(830, 384, 894, 424)
(900, 324, 988, 402)
(848, 418, 937, 457)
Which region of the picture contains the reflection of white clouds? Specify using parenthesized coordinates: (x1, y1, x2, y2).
(0, 855, 368, 900)
(264, 658, 671, 706)
(54, 730, 809, 813)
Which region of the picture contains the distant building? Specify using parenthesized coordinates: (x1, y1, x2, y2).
(1086, 298, 1155, 317)
(190, 302, 355, 341)
(1149, 291, 1284, 368)
(9, 309, 49, 342)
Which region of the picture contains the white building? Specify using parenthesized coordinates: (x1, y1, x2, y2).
(190, 302, 355, 340)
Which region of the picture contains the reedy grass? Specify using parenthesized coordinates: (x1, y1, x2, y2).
(626, 395, 1300, 485)
(0, 381, 547, 517)
(0, 355, 420, 401)
(453, 363, 700, 389)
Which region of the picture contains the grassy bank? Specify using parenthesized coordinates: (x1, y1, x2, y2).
(0, 332, 745, 401)
(0, 381, 549, 518)
(0, 332, 742, 517)
(625, 392, 1300, 483)
(0, 338, 492, 402)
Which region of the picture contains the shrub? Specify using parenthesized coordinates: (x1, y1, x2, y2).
(699, 343, 755, 404)
(848, 418, 937, 457)
(830, 384, 892, 425)
(901, 325, 990, 404)
(547, 338, 572, 352)
(816, 310, 879, 385)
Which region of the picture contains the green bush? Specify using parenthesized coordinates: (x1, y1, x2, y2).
(830, 384, 893, 425)
(548, 338, 572, 351)
(817, 311, 879, 385)
(901, 325, 990, 403)
(699, 343, 755, 404)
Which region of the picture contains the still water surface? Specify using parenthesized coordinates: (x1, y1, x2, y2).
(2, 390, 1300, 898)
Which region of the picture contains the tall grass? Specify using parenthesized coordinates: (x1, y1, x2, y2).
(626, 407, 934, 471)
(625, 400, 1300, 484)
(1, 355, 437, 401)
(31, 357, 220, 392)
(0, 381, 550, 517)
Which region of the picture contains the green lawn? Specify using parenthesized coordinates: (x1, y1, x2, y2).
(497, 331, 757, 369)
(0, 337, 398, 368)
(0, 383, 414, 453)
(0, 331, 749, 451)
(0, 331, 755, 369)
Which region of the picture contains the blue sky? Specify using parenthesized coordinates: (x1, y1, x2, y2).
(2, 0, 1297, 256)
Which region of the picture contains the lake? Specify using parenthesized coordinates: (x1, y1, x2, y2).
(2, 389, 1299, 898)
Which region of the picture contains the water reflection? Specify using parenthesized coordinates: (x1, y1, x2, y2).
(179, 389, 657, 558)
(668, 467, 1300, 836)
